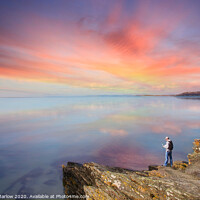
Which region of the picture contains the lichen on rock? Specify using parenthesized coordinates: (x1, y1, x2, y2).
(62, 139, 200, 200)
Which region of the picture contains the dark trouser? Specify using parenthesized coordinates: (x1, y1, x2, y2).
(164, 151, 173, 166)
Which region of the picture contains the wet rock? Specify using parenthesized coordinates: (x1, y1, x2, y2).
(62, 139, 200, 200)
(148, 165, 159, 171)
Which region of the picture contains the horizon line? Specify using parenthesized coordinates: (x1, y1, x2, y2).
(0, 94, 176, 98)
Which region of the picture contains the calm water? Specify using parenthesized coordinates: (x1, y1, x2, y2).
(0, 96, 199, 196)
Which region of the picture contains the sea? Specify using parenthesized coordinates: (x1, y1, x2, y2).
(0, 96, 199, 196)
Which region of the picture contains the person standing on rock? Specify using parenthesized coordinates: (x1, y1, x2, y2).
(162, 136, 173, 167)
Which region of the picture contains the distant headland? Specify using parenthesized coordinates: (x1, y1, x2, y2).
(141, 91, 200, 97)
(175, 91, 200, 97)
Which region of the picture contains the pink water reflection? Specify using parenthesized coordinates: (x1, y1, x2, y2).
(94, 139, 160, 170)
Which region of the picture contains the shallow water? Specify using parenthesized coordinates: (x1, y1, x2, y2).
(0, 96, 199, 195)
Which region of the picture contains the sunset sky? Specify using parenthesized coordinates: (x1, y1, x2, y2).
(0, 0, 200, 96)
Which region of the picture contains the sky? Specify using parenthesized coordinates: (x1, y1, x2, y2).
(0, 0, 200, 96)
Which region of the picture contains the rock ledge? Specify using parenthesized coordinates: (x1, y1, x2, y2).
(62, 139, 200, 200)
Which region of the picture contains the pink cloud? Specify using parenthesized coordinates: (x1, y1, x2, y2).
(0, 0, 199, 94)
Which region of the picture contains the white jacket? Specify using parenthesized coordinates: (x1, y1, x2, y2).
(163, 140, 172, 152)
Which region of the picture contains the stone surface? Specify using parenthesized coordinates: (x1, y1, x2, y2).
(186, 139, 200, 179)
(62, 139, 200, 200)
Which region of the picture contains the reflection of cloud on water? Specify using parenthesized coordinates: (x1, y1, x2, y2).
(72, 104, 109, 111)
(150, 120, 200, 136)
(186, 122, 200, 129)
(100, 128, 128, 136)
(187, 105, 200, 112)
(94, 140, 160, 170)
(151, 121, 182, 135)
(106, 114, 138, 122)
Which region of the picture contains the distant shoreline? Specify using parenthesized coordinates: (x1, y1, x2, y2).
(0, 91, 199, 98)
(0, 95, 176, 98)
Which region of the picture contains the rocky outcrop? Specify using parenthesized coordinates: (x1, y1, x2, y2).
(186, 139, 200, 179)
(62, 139, 200, 200)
